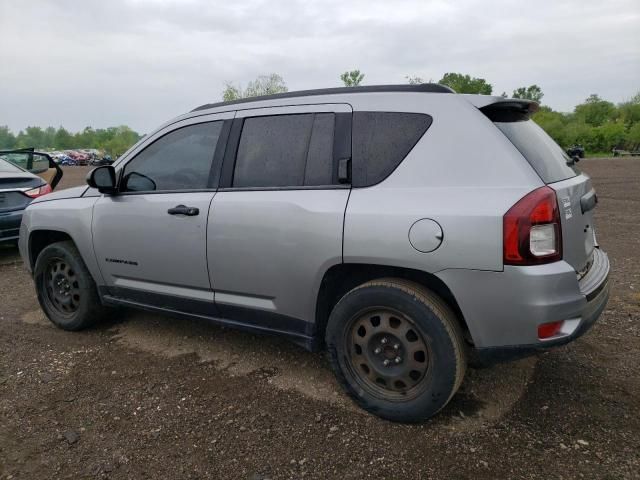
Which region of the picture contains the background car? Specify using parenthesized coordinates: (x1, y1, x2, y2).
(0, 149, 62, 243)
(90, 155, 114, 166)
(59, 155, 78, 166)
(67, 150, 90, 165)
(566, 144, 585, 158)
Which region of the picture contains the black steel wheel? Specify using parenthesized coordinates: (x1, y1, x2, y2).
(346, 308, 431, 401)
(34, 240, 106, 331)
(326, 278, 466, 422)
(42, 257, 82, 316)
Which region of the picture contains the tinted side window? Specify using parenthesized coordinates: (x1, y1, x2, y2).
(304, 113, 335, 186)
(352, 112, 432, 187)
(233, 113, 335, 188)
(122, 122, 222, 192)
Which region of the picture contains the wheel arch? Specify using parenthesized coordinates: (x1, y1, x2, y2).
(315, 263, 471, 347)
(28, 229, 75, 271)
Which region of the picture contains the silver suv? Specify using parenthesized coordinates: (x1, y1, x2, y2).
(19, 84, 610, 422)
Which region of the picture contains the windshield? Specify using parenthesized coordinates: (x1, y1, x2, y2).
(495, 120, 578, 184)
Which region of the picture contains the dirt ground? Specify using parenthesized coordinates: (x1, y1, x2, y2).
(1, 160, 638, 479)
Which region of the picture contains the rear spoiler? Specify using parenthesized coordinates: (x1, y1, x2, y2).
(463, 95, 539, 122)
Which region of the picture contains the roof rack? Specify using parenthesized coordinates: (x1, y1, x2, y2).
(191, 83, 454, 112)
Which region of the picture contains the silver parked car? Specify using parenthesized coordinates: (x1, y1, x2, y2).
(18, 84, 609, 422)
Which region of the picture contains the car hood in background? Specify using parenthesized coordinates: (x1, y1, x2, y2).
(30, 185, 89, 204)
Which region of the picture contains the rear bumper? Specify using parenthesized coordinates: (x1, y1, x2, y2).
(437, 248, 610, 356)
(0, 209, 24, 242)
(473, 273, 609, 364)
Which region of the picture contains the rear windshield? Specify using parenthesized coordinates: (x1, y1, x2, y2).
(494, 119, 578, 184)
(0, 157, 24, 173)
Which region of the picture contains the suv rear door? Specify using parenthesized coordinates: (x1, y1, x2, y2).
(484, 102, 597, 272)
(207, 104, 352, 333)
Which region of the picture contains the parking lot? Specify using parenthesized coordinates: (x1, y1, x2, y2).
(1, 159, 638, 479)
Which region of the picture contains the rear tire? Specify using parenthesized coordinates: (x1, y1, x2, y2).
(34, 240, 106, 331)
(325, 278, 466, 422)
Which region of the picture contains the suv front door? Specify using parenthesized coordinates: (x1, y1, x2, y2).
(207, 104, 352, 339)
(92, 112, 232, 311)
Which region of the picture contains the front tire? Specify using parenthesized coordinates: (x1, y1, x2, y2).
(326, 279, 466, 422)
(34, 240, 106, 331)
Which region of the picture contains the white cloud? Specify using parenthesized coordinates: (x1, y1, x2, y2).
(0, 0, 638, 132)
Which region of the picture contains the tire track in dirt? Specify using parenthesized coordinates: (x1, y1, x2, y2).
(102, 310, 537, 429)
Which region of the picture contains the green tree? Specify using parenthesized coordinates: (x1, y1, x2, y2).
(597, 122, 627, 151)
(626, 122, 640, 144)
(0, 126, 16, 149)
(574, 94, 616, 127)
(245, 74, 288, 97)
(406, 75, 433, 85)
(222, 74, 288, 101)
(617, 91, 640, 126)
(43, 127, 56, 149)
(438, 73, 492, 94)
(627, 91, 640, 104)
(101, 126, 141, 157)
(75, 126, 97, 148)
(53, 127, 73, 149)
(0, 125, 142, 154)
(16, 126, 46, 148)
(340, 70, 365, 87)
(512, 85, 544, 103)
(562, 121, 593, 148)
(222, 84, 242, 102)
(94, 127, 116, 149)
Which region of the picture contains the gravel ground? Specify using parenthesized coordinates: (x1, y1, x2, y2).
(1, 160, 639, 479)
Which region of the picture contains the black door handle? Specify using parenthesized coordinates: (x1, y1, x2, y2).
(167, 205, 199, 216)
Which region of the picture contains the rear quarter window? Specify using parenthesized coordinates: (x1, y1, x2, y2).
(352, 112, 432, 187)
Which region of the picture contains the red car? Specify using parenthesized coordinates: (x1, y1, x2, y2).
(66, 151, 90, 166)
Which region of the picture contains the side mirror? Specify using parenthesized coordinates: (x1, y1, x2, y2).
(87, 165, 117, 194)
